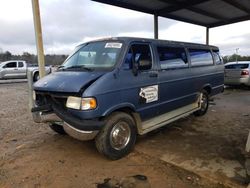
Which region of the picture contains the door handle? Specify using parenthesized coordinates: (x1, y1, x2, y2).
(14, 68, 18, 70)
(149, 72, 158, 77)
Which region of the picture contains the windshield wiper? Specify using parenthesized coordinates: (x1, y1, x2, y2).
(57, 65, 65, 70)
(64, 65, 93, 71)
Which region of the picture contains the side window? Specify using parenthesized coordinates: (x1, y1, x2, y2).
(18, 61, 24, 68)
(4, 62, 17, 68)
(213, 51, 223, 65)
(189, 49, 213, 66)
(157, 46, 188, 69)
(123, 44, 152, 70)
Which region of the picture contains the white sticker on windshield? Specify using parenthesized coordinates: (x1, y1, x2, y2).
(105, 43, 122, 48)
(139, 85, 158, 104)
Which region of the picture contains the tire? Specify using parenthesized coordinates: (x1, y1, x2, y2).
(33, 72, 40, 82)
(95, 112, 137, 160)
(194, 89, 209, 116)
(49, 123, 67, 135)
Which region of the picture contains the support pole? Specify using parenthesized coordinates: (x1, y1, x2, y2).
(206, 27, 209, 45)
(154, 14, 159, 39)
(31, 0, 45, 78)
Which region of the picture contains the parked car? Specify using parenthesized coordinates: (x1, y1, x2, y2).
(224, 61, 250, 86)
(31, 37, 224, 159)
(0, 60, 51, 81)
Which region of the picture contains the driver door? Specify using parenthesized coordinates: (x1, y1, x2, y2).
(119, 43, 159, 121)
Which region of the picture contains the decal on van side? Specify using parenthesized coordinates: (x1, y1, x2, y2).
(105, 43, 122, 48)
(139, 85, 158, 104)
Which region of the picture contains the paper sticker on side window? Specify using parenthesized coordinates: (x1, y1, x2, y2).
(139, 85, 158, 104)
(105, 43, 122, 48)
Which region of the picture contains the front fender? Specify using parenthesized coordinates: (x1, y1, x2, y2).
(102, 103, 136, 117)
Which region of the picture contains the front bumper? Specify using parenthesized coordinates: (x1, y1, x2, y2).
(31, 103, 104, 131)
(32, 111, 99, 141)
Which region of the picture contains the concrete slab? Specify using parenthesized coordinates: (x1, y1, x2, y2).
(135, 88, 250, 188)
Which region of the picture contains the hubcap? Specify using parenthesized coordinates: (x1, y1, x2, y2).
(110, 121, 131, 150)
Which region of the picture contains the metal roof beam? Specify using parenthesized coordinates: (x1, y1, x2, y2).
(209, 15, 250, 28)
(92, 0, 154, 14)
(158, 13, 207, 27)
(188, 7, 227, 21)
(157, 0, 210, 14)
(159, 0, 227, 21)
(221, 0, 250, 13)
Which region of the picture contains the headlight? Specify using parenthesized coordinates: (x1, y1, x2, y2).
(66, 96, 97, 110)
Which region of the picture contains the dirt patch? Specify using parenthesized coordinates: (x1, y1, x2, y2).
(135, 87, 250, 187)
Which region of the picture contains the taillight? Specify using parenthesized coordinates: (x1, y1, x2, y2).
(241, 70, 249, 76)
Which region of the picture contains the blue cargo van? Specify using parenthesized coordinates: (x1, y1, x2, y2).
(32, 37, 224, 159)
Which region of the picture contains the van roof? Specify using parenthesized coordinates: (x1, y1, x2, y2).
(80, 37, 219, 51)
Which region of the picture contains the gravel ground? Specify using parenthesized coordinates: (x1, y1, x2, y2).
(0, 82, 248, 188)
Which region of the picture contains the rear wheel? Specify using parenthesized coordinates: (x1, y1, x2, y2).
(49, 123, 67, 135)
(95, 112, 137, 160)
(194, 90, 209, 116)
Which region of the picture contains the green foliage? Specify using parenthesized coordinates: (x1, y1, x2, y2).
(0, 51, 68, 65)
(223, 54, 250, 64)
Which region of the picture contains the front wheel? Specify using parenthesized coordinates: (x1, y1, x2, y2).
(194, 90, 209, 116)
(95, 112, 137, 160)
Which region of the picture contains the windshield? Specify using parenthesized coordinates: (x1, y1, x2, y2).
(60, 41, 123, 70)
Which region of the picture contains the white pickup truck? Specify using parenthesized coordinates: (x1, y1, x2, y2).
(0, 60, 51, 81)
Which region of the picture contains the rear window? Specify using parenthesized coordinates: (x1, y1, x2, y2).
(189, 49, 213, 66)
(225, 64, 249, 69)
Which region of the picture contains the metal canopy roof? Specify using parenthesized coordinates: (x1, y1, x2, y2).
(92, 0, 250, 28)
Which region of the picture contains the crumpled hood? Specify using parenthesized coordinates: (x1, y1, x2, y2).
(34, 71, 104, 93)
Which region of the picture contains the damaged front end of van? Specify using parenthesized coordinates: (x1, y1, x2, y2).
(31, 40, 125, 141)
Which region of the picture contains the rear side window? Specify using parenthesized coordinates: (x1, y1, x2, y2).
(225, 64, 249, 69)
(189, 49, 213, 66)
(157, 47, 188, 69)
(18, 61, 24, 67)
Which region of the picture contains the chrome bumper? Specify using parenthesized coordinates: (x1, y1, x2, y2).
(32, 112, 98, 141)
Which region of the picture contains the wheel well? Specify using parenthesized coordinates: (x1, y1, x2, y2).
(203, 86, 212, 94)
(116, 107, 135, 115)
(33, 71, 39, 82)
(109, 107, 140, 134)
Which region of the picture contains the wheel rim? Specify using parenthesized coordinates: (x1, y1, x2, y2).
(200, 93, 208, 112)
(110, 121, 131, 151)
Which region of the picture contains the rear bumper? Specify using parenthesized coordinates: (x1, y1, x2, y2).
(224, 77, 250, 86)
